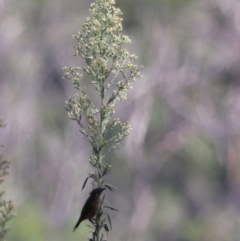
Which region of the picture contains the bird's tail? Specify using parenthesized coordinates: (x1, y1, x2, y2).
(73, 217, 83, 231)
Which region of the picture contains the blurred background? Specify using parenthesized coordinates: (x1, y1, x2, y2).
(1, 0, 240, 240)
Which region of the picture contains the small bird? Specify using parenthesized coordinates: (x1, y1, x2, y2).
(73, 187, 106, 231)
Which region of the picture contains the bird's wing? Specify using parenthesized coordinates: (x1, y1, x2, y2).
(81, 197, 94, 218)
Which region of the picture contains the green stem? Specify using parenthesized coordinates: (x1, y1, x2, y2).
(97, 229, 99, 241)
(95, 65, 105, 241)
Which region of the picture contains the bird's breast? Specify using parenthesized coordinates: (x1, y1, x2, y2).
(88, 199, 100, 218)
(91, 199, 100, 210)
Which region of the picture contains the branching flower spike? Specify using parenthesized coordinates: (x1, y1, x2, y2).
(63, 0, 142, 240)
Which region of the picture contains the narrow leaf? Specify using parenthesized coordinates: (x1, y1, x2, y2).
(86, 225, 94, 229)
(103, 206, 119, 211)
(101, 218, 106, 224)
(103, 224, 109, 236)
(104, 199, 111, 207)
(104, 183, 118, 191)
(106, 213, 112, 230)
(101, 194, 105, 205)
(82, 177, 89, 190)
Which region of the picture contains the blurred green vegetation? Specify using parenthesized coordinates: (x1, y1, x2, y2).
(9, 203, 45, 241)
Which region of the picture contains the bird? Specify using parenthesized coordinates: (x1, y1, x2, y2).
(73, 187, 106, 231)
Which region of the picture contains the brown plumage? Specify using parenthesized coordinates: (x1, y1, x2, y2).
(73, 187, 106, 231)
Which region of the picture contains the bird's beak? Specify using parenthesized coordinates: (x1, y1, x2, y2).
(100, 188, 106, 192)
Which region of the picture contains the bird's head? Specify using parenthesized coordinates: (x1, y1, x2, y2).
(90, 188, 106, 199)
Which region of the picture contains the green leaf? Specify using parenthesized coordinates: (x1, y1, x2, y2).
(101, 194, 105, 205)
(101, 218, 106, 225)
(103, 224, 109, 236)
(106, 213, 112, 230)
(104, 183, 118, 191)
(82, 176, 89, 190)
(87, 225, 94, 229)
(103, 206, 119, 212)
